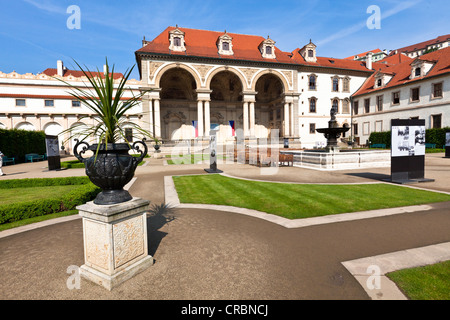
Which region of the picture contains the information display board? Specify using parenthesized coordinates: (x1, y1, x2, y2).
(45, 135, 61, 170)
(389, 119, 433, 184)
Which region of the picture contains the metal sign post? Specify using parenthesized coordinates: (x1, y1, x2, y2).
(205, 130, 222, 173)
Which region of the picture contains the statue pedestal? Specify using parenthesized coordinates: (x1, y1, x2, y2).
(77, 198, 153, 291)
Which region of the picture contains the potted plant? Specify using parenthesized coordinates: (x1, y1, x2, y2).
(57, 60, 154, 205)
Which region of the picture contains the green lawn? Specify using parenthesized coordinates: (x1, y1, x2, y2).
(0, 185, 81, 205)
(0, 210, 78, 231)
(173, 175, 450, 219)
(387, 260, 450, 300)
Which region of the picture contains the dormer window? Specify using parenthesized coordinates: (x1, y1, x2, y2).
(169, 26, 186, 52)
(410, 58, 435, 79)
(415, 67, 421, 77)
(374, 71, 394, 88)
(299, 40, 317, 63)
(217, 31, 234, 55)
(260, 36, 276, 59)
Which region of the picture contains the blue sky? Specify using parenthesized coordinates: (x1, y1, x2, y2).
(0, 0, 448, 80)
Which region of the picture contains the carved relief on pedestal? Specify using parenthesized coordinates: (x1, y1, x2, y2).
(113, 215, 145, 269)
(84, 219, 110, 271)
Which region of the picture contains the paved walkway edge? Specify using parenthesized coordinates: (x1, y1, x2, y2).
(164, 175, 434, 229)
(342, 242, 450, 300)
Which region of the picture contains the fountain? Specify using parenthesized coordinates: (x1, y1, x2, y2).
(279, 106, 391, 170)
(315, 106, 350, 151)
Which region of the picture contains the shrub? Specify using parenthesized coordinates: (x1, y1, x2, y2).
(0, 129, 46, 163)
(0, 177, 100, 224)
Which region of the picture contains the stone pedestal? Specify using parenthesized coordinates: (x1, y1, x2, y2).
(77, 198, 153, 291)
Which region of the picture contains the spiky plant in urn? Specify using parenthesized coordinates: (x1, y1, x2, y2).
(57, 60, 153, 205)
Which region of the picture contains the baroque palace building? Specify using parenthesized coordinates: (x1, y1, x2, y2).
(135, 26, 375, 146)
(1, 26, 448, 153)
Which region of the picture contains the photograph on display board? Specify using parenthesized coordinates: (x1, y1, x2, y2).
(391, 126, 425, 157)
(446, 132, 450, 147)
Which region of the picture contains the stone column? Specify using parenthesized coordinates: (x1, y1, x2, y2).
(153, 98, 161, 138)
(249, 101, 255, 137)
(243, 102, 249, 137)
(77, 198, 153, 291)
(204, 100, 210, 137)
(290, 103, 294, 137)
(197, 100, 204, 137)
(284, 102, 290, 137)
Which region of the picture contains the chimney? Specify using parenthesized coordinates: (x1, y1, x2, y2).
(57, 60, 64, 76)
(366, 52, 373, 70)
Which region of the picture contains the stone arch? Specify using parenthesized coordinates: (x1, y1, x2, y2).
(154, 63, 201, 90)
(43, 122, 63, 137)
(15, 121, 35, 131)
(205, 66, 246, 91)
(251, 69, 289, 93)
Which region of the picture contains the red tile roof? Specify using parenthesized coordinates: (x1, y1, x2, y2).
(290, 48, 380, 72)
(378, 52, 413, 66)
(352, 46, 450, 97)
(392, 34, 450, 54)
(344, 49, 383, 60)
(137, 26, 295, 64)
(137, 27, 379, 74)
(42, 68, 124, 79)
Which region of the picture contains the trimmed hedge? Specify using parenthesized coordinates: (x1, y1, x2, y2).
(369, 127, 449, 149)
(0, 129, 46, 163)
(0, 177, 100, 224)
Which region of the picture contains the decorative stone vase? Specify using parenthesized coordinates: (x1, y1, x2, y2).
(74, 140, 147, 205)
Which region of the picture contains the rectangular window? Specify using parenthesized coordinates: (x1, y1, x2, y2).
(72, 100, 81, 107)
(411, 87, 420, 102)
(363, 122, 370, 136)
(375, 120, 383, 132)
(222, 42, 229, 51)
(376, 95, 383, 111)
(15, 99, 26, 106)
(364, 98, 370, 113)
(342, 100, 350, 114)
(392, 91, 400, 105)
(353, 123, 358, 135)
(432, 114, 442, 128)
(353, 101, 359, 115)
(309, 123, 316, 134)
(45, 100, 54, 107)
(432, 82, 443, 98)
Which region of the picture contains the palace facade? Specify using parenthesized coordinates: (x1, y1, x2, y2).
(135, 26, 375, 146)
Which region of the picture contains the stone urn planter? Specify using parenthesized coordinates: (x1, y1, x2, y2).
(74, 139, 147, 205)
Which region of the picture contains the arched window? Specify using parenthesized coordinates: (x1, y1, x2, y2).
(332, 78, 339, 92)
(343, 77, 350, 92)
(332, 98, 339, 113)
(308, 75, 316, 90)
(309, 97, 317, 113)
